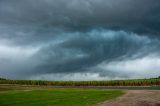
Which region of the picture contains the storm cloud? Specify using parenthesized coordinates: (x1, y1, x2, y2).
(0, 0, 160, 80)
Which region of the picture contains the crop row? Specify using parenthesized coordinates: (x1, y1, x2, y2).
(0, 79, 160, 86)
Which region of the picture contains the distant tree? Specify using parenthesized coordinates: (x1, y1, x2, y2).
(0, 77, 6, 80)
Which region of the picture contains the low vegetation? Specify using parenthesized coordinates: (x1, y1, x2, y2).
(0, 79, 160, 86)
(0, 77, 6, 80)
(0, 89, 123, 106)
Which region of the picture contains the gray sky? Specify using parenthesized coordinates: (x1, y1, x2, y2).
(0, 0, 160, 80)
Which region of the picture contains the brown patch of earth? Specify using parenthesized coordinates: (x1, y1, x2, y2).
(100, 90, 160, 106)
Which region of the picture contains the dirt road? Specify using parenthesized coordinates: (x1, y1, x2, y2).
(100, 90, 160, 106)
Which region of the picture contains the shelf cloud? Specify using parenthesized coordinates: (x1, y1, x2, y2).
(0, 0, 160, 80)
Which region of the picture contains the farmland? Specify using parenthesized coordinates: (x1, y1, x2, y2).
(0, 79, 160, 106)
(0, 79, 160, 86)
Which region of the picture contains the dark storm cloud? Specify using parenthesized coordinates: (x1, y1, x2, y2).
(0, 0, 160, 37)
(32, 30, 160, 75)
(0, 0, 160, 80)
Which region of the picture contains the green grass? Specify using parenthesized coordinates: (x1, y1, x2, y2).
(0, 89, 124, 106)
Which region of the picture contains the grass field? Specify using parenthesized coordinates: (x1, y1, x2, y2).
(0, 89, 123, 106)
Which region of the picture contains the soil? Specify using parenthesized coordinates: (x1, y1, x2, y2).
(100, 90, 160, 106)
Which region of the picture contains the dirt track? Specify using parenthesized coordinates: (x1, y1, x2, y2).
(100, 90, 160, 106)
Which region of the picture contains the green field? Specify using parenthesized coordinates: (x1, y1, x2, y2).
(0, 79, 160, 86)
(0, 89, 123, 106)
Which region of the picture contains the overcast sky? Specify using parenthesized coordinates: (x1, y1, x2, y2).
(0, 0, 160, 80)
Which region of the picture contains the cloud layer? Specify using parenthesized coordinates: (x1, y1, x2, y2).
(0, 0, 160, 80)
